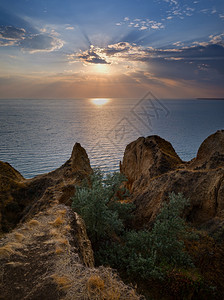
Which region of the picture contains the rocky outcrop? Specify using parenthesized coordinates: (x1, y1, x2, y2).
(121, 130, 224, 229)
(120, 135, 183, 192)
(0, 143, 92, 234)
(189, 129, 224, 170)
(0, 204, 140, 300)
(0, 162, 26, 234)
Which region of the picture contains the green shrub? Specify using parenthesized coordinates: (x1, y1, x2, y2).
(96, 192, 196, 280)
(71, 168, 134, 245)
(72, 170, 196, 282)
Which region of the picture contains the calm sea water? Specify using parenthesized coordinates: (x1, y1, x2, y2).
(0, 98, 224, 179)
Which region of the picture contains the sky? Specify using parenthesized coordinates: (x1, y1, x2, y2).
(0, 0, 224, 99)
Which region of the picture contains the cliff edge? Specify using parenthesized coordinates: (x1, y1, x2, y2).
(0, 143, 92, 234)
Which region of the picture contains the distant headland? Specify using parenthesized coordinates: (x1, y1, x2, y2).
(196, 97, 224, 100)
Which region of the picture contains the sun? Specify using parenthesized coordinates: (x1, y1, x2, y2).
(93, 64, 110, 74)
(91, 98, 110, 106)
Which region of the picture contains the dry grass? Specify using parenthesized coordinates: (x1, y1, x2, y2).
(7, 242, 23, 249)
(0, 242, 23, 258)
(6, 262, 23, 267)
(44, 238, 69, 247)
(49, 216, 64, 227)
(51, 274, 72, 290)
(28, 219, 40, 227)
(1, 204, 142, 300)
(57, 265, 141, 300)
(49, 228, 59, 236)
(58, 209, 67, 216)
(55, 246, 64, 254)
(58, 238, 69, 246)
(14, 232, 25, 242)
(64, 225, 71, 231)
(0, 245, 15, 258)
(87, 275, 105, 298)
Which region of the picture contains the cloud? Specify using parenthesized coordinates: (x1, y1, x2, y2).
(0, 25, 63, 52)
(0, 26, 26, 40)
(209, 33, 224, 45)
(0, 25, 26, 46)
(116, 17, 165, 31)
(19, 34, 63, 53)
(69, 46, 110, 64)
(140, 26, 148, 31)
(102, 42, 132, 56)
(69, 36, 224, 85)
(173, 41, 184, 47)
(65, 26, 75, 30)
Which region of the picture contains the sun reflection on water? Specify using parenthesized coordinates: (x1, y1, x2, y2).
(91, 98, 110, 106)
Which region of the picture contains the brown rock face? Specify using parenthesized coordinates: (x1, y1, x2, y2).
(0, 162, 26, 234)
(0, 143, 92, 234)
(120, 135, 183, 192)
(121, 131, 224, 229)
(0, 204, 140, 300)
(189, 129, 224, 170)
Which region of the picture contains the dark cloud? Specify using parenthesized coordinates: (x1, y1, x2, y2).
(75, 48, 109, 64)
(0, 25, 25, 40)
(139, 44, 224, 78)
(0, 25, 26, 46)
(102, 42, 131, 56)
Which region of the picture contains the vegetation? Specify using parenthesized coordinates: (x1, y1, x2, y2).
(71, 168, 134, 245)
(72, 170, 196, 278)
(72, 169, 224, 299)
(96, 192, 196, 281)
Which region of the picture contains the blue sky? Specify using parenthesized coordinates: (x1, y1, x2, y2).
(0, 0, 223, 98)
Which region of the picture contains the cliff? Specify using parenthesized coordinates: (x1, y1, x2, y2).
(1, 130, 224, 299)
(0, 204, 140, 299)
(0, 143, 92, 234)
(120, 130, 224, 230)
(0, 144, 141, 300)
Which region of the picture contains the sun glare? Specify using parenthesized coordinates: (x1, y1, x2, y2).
(91, 98, 110, 106)
(93, 64, 110, 74)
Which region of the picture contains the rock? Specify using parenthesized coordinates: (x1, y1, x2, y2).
(0, 161, 24, 181)
(0, 204, 140, 300)
(121, 131, 224, 228)
(120, 135, 183, 193)
(0, 143, 92, 234)
(189, 130, 224, 170)
(71, 142, 92, 173)
(0, 162, 26, 234)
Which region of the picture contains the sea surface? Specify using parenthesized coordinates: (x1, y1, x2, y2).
(0, 97, 224, 179)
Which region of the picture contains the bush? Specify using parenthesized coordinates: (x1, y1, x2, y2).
(72, 170, 196, 282)
(96, 192, 196, 280)
(71, 169, 134, 245)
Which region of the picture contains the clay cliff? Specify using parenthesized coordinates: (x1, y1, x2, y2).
(0, 143, 92, 234)
(1, 130, 224, 299)
(0, 204, 140, 300)
(0, 144, 140, 300)
(120, 130, 224, 230)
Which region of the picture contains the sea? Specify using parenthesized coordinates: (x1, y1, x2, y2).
(0, 97, 224, 179)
